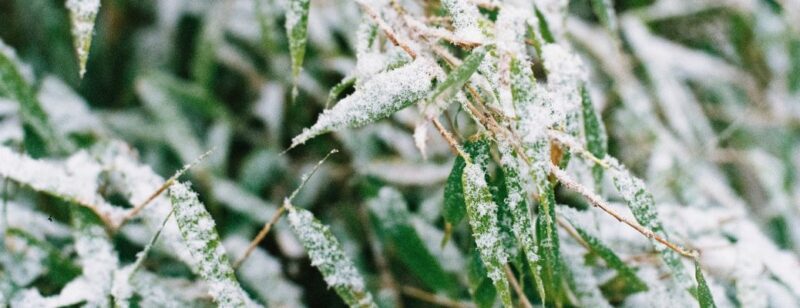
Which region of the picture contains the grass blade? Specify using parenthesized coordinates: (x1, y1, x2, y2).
(590, 0, 617, 33)
(424, 47, 486, 117)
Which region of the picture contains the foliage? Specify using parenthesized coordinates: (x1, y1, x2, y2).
(1, 0, 800, 307)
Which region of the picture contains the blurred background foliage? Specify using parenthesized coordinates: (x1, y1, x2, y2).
(1, 0, 800, 307)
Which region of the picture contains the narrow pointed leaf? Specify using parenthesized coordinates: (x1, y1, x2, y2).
(368, 187, 454, 292)
(462, 163, 512, 307)
(291, 58, 437, 148)
(496, 141, 546, 301)
(565, 216, 647, 293)
(65, 0, 100, 78)
(609, 162, 690, 287)
(286, 0, 311, 88)
(0, 44, 71, 156)
(695, 263, 717, 308)
(168, 182, 257, 308)
(590, 0, 617, 33)
(287, 206, 376, 307)
(427, 47, 486, 108)
(580, 85, 608, 192)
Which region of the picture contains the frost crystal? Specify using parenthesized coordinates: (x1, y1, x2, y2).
(440, 0, 485, 42)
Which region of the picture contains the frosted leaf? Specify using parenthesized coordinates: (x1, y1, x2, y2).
(0, 146, 127, 227)
(0, 41, 72, 155)
(65, 0, 100, 78)
(441, 0, 486, 42)
(542, 44, 585, 137)
(291, 57, 438, 148)
(57, 208, 119, 307)
(461, 163, 512, 307)
(410, 217, 466, 272)
(496, 139, 546, 300)
(561, 239, 612, 308)
(0, 234, 48, 286)
(38, 76, 104, 135)
(168, 182, 258, 308)
(535, 0, 568, 40)
(286, 0, 310, 84)
(287, 207, 376, 307)
(98, 142, 195, 266)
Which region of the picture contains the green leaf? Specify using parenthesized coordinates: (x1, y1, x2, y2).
(609, 163, 691, 287)
(426, 47, 486, 111)
(695, 262, 717, 308)
(65, 0, 100, 78)
(468, 245, 497, 308)
(590, 0, 617, 33)
(168, 182, 256, 308)
(0, 43, 72, 156)
(566, 217, 648, 293)
(368, 187, 454, 292)
(580, 85, 608, 192)
(444, 154, 468, 226)
(535, 185, 565, 306)
(326, 75, 356, 108)
(286, 0, 311, 91)
(462, 162, 512, 307)
(290, 58, 438, 148)
(286, 205, 376, 307)
(496, 140, 546, 302)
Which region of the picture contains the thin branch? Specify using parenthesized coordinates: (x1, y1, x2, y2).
(401, 286, 474, 308)
(504, 265, 533, 308)
(233, 206, 285, 269)
(118, 148, 215, 228)
(550, 164, 698, 258)
(432, 118, 471, 163)
(357, 0, 418, 59)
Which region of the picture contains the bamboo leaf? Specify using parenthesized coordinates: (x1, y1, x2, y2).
(290, 58, 438, 148)
(65, 0, 100, 78)
(168, 182, 257, 308)
(286, 0, 311, 92)
(580, 85, 608, 192)
(0, 43, 72, 156)
(286, 205, 376, 307)
(609, 163, 691, 287)
(462, 162, 512, 307)
(695, 263, 717, 308)
(590, 0, 617, 33)
(444, 153, 468, 226)
(496, 140, 546, 301)
(424, 47, 487, 117)
(368, 187, 454, 292)
(563, 213, 647, 293)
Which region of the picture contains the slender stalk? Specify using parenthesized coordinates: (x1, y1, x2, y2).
(233, 206, 285, 269)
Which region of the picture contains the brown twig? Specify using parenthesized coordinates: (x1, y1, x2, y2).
(118, 148, 215, 229)
(233, 206, 286, 269)
(357, 0, 417, 59)
(504, 265, 533, 308)
(401, 286, 474, 308)
(550, 165, 698, 258)
(432, 118, 471, 163)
